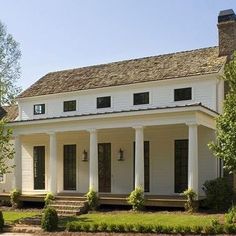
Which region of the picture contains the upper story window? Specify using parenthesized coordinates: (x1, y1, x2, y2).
(34, 104, 45, 115)
(64, 100, 76, 112)
(97, 96, 111, 109)
(174, 87, 192, 101)
(133, 92, 149, 105)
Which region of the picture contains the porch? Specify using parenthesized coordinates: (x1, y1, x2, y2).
(11, 105, 219, 206)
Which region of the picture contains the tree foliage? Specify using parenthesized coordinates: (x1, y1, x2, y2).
(209, 52, 236, 173)
(0, 20, 21, 105)
(0, 119, 15, 174)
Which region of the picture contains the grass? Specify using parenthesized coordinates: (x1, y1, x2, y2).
(61, 211, 222, 227)
(3, 211, 41, 223)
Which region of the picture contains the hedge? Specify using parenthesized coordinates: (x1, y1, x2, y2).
(66, 221, 236, 234)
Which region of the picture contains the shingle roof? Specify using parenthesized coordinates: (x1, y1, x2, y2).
(0, 105, 18, 121)
(18, 46, 227, 98)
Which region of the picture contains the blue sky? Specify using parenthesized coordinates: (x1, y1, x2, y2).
(1, 0, 236, 90)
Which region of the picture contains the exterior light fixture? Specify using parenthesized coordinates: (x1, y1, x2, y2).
(117, 148, 124, 161)
(82, 149, 88, 162)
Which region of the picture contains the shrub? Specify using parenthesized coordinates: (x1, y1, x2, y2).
(224, 224, 236, 234)
(0, 211, 4, 231)
(192, 225, 203, 234)
(90, 223, 99, 232)
(182, 188, 197, 212)
(127, 187, 145, 211)
(10, 189, 21, 208)
(202, 177, 233, 211)
(98, 222, 107, 232)
(85, 188, 99, 211)
(44, 192, 55, 208)
(41, 207, 58, 231)
(225, 206, 236, 224)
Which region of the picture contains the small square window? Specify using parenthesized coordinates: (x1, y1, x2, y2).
(133, 92, 149, 105)
(34, 104, 45, 115)
(0, 174, 5, 183)
(64, 100, 76, 112)
(97, 96, 111, 109)
(174, 87, 192, 101)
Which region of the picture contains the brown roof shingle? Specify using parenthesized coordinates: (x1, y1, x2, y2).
(18, 46, 227, 98)
(0, 105, 18, 121)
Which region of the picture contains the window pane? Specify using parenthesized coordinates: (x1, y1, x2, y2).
(174, 88, 192, 101)
(97, 96, 111, 108)
(64, 100, 76, 112)
(133, 92, 149, 105)
(34, 104, 45, 115)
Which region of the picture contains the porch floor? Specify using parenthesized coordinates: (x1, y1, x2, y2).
(0, 192, 196, 208)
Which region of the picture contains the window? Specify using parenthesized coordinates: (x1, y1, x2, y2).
(34, 104, 45, 115)
(0, 173, 5, 183)
(174, 87, 192, 101)
(64, 100, 76, 112)
(97, 96, 111, 108)
(133, 92, 149, 105)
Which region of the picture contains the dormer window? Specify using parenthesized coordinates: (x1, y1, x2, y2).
(97, 96, 111, 109)
(133, 92, 149, 105)
(174, 87, 192, 101)
(64, 100, 76, 112)
(34, 104, 45, 115)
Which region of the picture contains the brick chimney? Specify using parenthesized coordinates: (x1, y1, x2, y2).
(218, 9, 236, 57)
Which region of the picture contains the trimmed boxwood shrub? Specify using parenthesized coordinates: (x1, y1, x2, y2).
(65, 221, 236, 234)
(0, 211, 4, 231)
(127, 187, 145, 211)
(41, 207, 58, 231)
(85, 189, 99, 211)
(10, 189, 22, 208)
(202, 177, 233, 211)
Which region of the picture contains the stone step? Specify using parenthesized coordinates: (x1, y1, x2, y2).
(56, 209, 81, 216)
(49, 199, 88, 216)
(49, 204, 82, 210)
(49, 200, 85, 206)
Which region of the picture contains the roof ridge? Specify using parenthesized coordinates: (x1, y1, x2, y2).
(46, 46, 219, 76)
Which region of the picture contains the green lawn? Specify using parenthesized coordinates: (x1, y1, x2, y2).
(63, 211, 222, 227)
(3, 211, 41, 223)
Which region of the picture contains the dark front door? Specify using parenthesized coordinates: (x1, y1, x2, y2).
(33, 146, 45, 190)
(133, 141, 150, 192)
(175, 140, 188, 193)
(64, 144, 76, 190)
(98, 143, 111, 192)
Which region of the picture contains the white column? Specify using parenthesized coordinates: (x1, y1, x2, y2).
(48, 132, 57, 194)
(187, 123, 198, 195)
(89, 129, 98, 192)
(134, 126, 144, 189)
(13, 135, 22, 190)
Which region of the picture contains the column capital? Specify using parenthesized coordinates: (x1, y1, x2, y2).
(132, 125, 144, 130)
(47, 131, 56, 136)
(186, 122, 199, 127)
(87, 128, 97, 134)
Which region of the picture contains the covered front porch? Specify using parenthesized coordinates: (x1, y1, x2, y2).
(11, 105, 219, 205)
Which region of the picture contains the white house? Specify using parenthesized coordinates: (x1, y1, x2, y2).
(1, 9, 236, 205)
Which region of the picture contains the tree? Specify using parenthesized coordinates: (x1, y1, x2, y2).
(0, 20, 21, 106)
(209, 52, 236, 173)
(0, 119, 14, 174)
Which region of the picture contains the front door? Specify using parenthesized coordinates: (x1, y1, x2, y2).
(64, 144, 76, 190)
(175, 140, 188, 193)
(98, 143, 111, 193)
(33, 146, 45, 190)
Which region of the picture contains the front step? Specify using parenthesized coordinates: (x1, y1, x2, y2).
(49, 198, 88, 216)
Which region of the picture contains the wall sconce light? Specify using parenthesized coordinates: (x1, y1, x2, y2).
(117, 148, 124, 161)
(82, 149, 88, 162)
